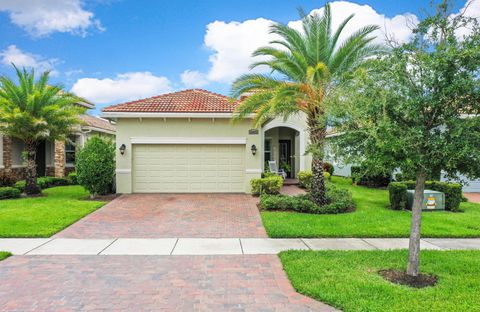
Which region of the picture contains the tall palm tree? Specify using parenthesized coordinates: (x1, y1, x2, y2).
(0, 65, 87, 194)
(231, 4, 382, 206)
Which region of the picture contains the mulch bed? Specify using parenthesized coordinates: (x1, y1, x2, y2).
(379, 269, 438, 288)
(84, 194, 120, 202)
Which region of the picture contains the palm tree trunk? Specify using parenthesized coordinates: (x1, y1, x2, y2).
(308, 117, 328, 206)
(407, 170, 426, 277)
(24, 141, 41, 195)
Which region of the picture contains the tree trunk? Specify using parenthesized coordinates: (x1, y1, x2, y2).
(24, 141, 41, 195)
(308, 117, 328, 207)
(406, 170, 426, 277)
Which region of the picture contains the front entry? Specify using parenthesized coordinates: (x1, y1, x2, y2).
(36, 141, 46, 176)
(279, 139, 292, 178)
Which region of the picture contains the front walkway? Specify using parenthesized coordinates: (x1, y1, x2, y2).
(56, 193, 267, 238)
(465, 193, 480, 203)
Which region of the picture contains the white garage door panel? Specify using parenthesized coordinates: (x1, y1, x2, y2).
(133, 144, 245, 193)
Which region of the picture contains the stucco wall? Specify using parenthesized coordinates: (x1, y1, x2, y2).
(114, 118, 261, 193)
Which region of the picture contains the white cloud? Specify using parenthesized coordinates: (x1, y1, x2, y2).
(0, 0, 104, 37)
(0, 45, 60, 76)
(205, 18, 274, 82)
(202, 1, 419, 83)
(71, 72, 174, 104)
(180, 70, 209, 88)
(453, 0, 480, 39)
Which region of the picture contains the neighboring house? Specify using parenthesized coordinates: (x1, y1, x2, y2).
(0, 101, 116, 180)
(102, 89, 312, 194)
(324, 134, 480, 193)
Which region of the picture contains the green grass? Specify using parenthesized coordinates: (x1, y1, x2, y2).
(0, 185, 105, 237)
(279, 250, 480, 312)
(0, 251, 11, 261)
(261, 176, 480, 238)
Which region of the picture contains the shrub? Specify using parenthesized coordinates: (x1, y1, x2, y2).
(388, 180, 463, 212)
(388, 182, 408, 210)
(0, 187, 21, 199)
(251, 175, 283, 195)
(68, 172, 78, 185)
(0, 171, 16, 187)
(262, 171, 277, 178)
(14, 176, 69, 192)
(297, 171, 331, 189)
(323, 162, 334, 175)
(76, 137, 115, 197)
(259, 184, 355, 214)
(351, 165, 392, 187)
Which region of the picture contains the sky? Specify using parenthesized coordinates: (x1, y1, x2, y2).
(0, 0, 476, 114)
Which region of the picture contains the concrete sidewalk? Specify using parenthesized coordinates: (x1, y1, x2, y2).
(1, 238, 480, 255)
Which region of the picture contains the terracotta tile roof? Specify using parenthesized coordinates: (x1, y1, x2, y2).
(102, 89, 238, 113)
(79, 114, 116, 132)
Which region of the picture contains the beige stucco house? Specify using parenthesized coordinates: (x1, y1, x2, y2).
(0, 101, 116, 180)
(102, 89, 312, 194)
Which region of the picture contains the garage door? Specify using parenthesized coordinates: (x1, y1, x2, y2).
(133, 144, 245, 193)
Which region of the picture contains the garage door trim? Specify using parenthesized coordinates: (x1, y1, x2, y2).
(131, 137, 247, 145)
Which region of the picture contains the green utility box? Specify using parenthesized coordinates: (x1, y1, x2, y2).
(407, 189, 445, 211)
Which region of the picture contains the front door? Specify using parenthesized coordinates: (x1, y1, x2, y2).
(279, 140, 292, 178)
(36, 141, 46, 177)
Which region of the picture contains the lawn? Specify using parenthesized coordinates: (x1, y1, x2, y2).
(0, 185, 105, 237)
(279, 250, 480, 312)
(0, 252, 11, 261)
(262, 176, 480, 238)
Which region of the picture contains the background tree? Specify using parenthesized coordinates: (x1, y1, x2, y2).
(331, 1, 480, 277)
(230, 3, 381, 206)
(76, 136, 115, 198)
(0, 66, 86, 194)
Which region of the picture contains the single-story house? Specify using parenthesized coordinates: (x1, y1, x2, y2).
(102, 89, 312, 194)
(0, 101, 116, 180)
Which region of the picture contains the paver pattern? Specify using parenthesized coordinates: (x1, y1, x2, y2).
(281, 185, 307, 196)
(0, 255, 336, 312)
(464, 193, 480, 203)
(56, 193, 267, 238)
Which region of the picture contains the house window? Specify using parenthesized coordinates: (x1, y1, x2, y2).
(65, 136, 76, 165)
(264, 139, 272, 162)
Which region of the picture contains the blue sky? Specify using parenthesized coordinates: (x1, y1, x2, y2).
(0, 0, 473, 114)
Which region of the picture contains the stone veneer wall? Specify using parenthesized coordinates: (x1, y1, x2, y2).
(54, 140, 66, 178)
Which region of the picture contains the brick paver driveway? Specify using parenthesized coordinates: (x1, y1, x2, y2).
(0, 255, 334, 311)
(57, 193, 267, 238)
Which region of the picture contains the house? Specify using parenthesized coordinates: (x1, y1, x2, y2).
(0, 100, 116, 180)
(102, 89, 312, 194)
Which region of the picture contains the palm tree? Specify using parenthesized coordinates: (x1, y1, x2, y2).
(231, 4, 382, 206)
(0, 65, 87, 194)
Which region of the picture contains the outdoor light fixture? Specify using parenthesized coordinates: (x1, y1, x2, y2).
(251, 144, 257, 156)
(119, 144, 126, 155)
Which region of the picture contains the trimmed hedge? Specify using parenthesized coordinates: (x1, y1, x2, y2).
(68, 172, 78, 185)
(351, 165, 392, 187)
(260, 184, 355, 214)
(387, 180, 463, 212)
(388, 182, 408, 210)
(251, 176, 283, 195)
(0, 187, 21, 200)
(14, 177, 69, 192)
(297, 171, 331, 189)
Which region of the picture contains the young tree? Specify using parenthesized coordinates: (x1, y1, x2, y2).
(231, 3, 382, 206)
(76, 136, 115, 198)
(0, 66, 86, 194)
(331, 1, 480, 277)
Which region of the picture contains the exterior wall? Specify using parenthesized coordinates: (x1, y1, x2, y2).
(114, 118, 261, 194)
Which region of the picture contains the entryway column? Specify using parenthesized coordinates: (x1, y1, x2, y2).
(54, 140, 65, 177)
